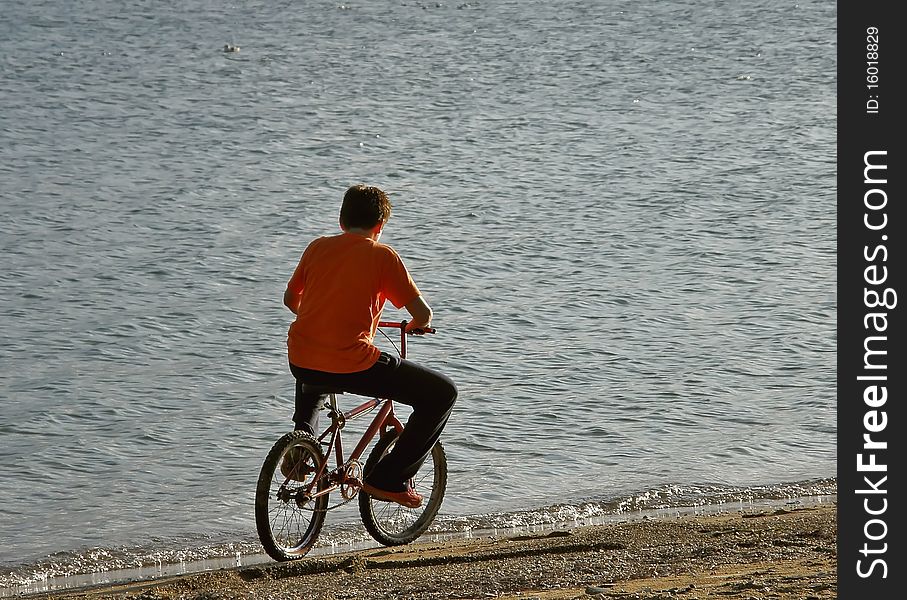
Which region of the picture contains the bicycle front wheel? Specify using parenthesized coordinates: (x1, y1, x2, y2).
(358, 431, 447, 546)
(255, 430, 328, 561)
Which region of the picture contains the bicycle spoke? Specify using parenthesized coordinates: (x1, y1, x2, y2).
(255, 432, 328, 561)
(359, 434, 447, 546)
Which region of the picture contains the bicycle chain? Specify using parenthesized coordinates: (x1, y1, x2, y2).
(296, 460, 364, 513)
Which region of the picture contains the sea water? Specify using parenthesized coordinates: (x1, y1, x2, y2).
(0, 0, 836, 593)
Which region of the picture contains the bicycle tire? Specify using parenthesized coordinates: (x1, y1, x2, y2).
(255, 430, 328, 561)
(358, 431, 447, 546)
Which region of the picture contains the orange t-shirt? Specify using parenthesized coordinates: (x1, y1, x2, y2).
(286, 232, 421, 373)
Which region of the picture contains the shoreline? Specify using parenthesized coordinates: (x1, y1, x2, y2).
(24, 502, 836, 600)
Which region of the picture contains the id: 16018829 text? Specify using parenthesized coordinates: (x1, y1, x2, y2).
(865, 26, 880, 114)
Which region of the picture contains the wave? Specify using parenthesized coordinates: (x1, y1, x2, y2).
(0, 478, 836, 597)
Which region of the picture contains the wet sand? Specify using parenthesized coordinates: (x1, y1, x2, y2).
(29, 503, 836, 600)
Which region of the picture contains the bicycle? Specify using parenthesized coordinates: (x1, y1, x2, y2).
(254, 320, 448, 562)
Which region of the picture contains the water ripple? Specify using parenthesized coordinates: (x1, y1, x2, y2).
(0, 0, 835, 584)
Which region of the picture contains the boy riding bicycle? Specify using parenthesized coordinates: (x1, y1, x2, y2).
(283, 184, 457, 508)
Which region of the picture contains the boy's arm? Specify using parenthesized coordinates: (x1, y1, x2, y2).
(404, 295, 432, 332)
(284, 287, 302, 314)
(284, 252, 307, 314)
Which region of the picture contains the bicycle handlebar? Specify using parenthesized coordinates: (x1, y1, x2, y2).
(377, 320, 436, 335)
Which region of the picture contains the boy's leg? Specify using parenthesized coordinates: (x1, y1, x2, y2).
(289, 354, 457, 492)
(341, 354, 457, 491)
(289, 362, 324, 436)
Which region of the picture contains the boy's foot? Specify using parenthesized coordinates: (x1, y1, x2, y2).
(361, 481, 423, 508)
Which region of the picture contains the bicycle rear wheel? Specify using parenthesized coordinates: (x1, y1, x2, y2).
(358, 431, 447, 546)
(255, 430, 328, 561)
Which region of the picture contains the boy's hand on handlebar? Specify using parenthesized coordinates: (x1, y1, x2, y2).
(407, 326, 436, 335)
(401, 317, 435, 335)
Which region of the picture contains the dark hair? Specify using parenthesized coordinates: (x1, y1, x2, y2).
(339, 185, 392, 230)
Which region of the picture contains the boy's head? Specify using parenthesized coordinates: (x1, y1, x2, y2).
(340, 185, 392, 231)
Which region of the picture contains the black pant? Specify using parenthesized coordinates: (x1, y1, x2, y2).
(289, 352, 457, 492)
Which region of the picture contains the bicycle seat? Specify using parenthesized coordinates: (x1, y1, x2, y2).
(301, 383, 344, 396)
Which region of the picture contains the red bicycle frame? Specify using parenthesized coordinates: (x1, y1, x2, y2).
(302, 320, 433, 500)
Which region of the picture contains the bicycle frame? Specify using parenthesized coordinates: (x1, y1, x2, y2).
(296, 320, 432, 502)
(256, 318, 446, 561)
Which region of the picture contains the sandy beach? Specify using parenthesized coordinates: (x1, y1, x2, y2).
(28, 502, 836, 600)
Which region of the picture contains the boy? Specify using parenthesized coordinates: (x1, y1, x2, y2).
(283, 185, 457, 508)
